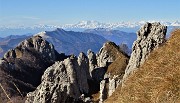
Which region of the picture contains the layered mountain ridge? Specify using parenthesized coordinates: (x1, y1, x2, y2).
(0, 22, 179, 103)
(35, 28, 107, 55)
(84, 28, 136, 48)
(0, 29, 107, 58)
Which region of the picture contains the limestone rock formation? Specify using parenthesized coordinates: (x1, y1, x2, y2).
(108, 75, 121, 96)
(98, 42, 129, 102)
(26, 54, 93, 103)
(99, 80, 108, 103)
(2, 36, 61, 87)
(123, 22, 167, 80)
(0, 36, 67, 102)
(4, 36, 56, 61)
(25, 41, 129, 103)
(99, 75, 121, 103)
(87, 49, 97, 77)
(26, 57, 82, 103)
(77, 52, 90, 93)
(97, 42, 120, 67)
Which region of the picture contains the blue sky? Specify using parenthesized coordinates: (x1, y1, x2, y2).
(0, 0, 180, 26)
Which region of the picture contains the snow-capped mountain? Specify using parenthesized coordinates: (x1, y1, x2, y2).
(62, 20, 180, 29)
(1, 20, 179, 37)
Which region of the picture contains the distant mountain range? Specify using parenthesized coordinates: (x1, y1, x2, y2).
(84, 28, 136, 48)
(0, 28, 136, 58)
(0, 35, 31, 57)
(0, 20, 180, 37)
(0, 21, 179, 57)
(35, 28, 107, 55)
(0, 29, 108, 57)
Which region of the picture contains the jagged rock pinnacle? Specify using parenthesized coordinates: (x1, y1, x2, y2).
(123, 22, 167, 80)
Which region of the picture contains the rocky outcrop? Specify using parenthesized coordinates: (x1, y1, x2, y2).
(98, 42, 129, 102)
(0, 36, 67, 102)
(99, 75, 121, 103)
(26, 53, 95, 103)
(87, 49, 97, 78)
(99, 80, 108, 103)
(2, 36, 62, 87)
(26, 56, 82, 103)
(77, 52, 90, 94)
(108, 75, 121, 96)
(123, 22, 167, 80)
(25, 41, 128, 103)
(97, 42, 120, 67)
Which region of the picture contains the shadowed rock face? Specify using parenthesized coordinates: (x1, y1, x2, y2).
(87, 49, 97, 77)
(0, 36, 67, 102)
(123, 22, 167, 81)
(26, 57, 81, 103)
(26, 55, 93, 103)
(25, 41, 129, 103)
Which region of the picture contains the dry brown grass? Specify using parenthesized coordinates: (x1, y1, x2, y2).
(103, 42, 128, 60)
(105, 29, 180, 103)
(92, 91, 100, 102)
(107, 55, 129, 78)
(104, 42, 129, 78)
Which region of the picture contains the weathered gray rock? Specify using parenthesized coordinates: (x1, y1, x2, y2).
(26, 57, 81, 103)
(0, 35, 67, 103)
(96, 42, 115, 67)
(87, 49, 97, 77)
(99, 75, 121, 102)
(77, 52, 90, 94)
(26, 54, 93, 103)
(108, 75, 121, 96)
(123, 22, 167, 80)
(4, 36, 56, 62)
(99, 80, 107, 103)
(25, 41, 129, 103)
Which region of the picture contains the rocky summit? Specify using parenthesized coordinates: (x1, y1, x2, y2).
(0, 36, 67, 102)
(24, 40, 129, 103)
(105, 29, 180, 103)
(123, 22, 167, 80)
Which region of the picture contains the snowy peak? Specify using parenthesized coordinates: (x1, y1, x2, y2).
(1, 20, 180, 30)
(0, 20, 179, 37)
(171, 20, 180, 26)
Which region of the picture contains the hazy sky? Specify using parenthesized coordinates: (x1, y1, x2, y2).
(0, 0, 180, 26)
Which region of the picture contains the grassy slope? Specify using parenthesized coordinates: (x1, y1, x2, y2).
(105, 29, 180, 103)
(103, 42, 129, 77)
(92, 42, 129, 102)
